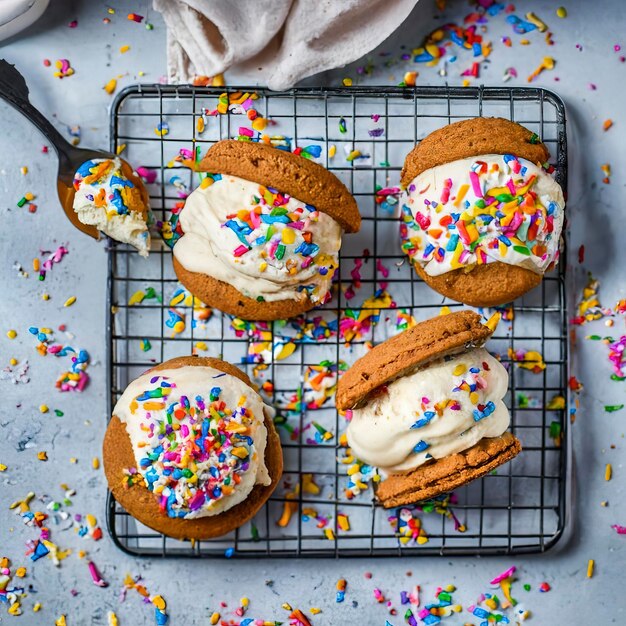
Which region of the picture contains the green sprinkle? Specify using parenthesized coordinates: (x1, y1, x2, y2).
(265, 224, 274, 242)
(276, 244, 286, 260)
(182, 468, 193, 478)
(270, 207, 288, 216)
(513, 245, 531, 256)
(524, 584, 531, 592)
(605, 404, 624, 412)
(54, 409, 64, 417)
(251, 523, 260, 542)
(586, 335, 602, 341)
(530, 132, 540, 144)
(17, 196, 27, 207)
(610, 374, 626, 381)
(549, 421, 562, 438)
(495, 193, 515, 202)
(475, 199, 486, 209)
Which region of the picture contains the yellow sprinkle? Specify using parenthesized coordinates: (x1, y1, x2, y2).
(92, 457, 100, 470)
(525, 12, 548, 32)
(37, 451, 48, 461)
(42, 293, 50, 301)
(0, 464, 7, 471)
(342, 77, 353, 86)
(282, 603, 293, 611)
(337, 513, 350, 531)
(33, 603, 42, 612)
(485, 311, 502, 333)
(469, 391, 479, 404)
(15, 567, 26, 577)
(252, 117, 268, 131)
(200, 176, 214, 189)
(104, 78, 117, 95)
(108, 611, 119, 626)
(128, 290, 145, 305)
(587, 559, 595, 578)
(9, 602, 21, 616)
(302, 473, 320, 495)
(276, 341, 296, 360)
(439, 306, 451, 316)
(210, 612, 220, 625)
(212, 73, 225, 87)
(152, 595, 166, 610)
(86, 514, 97, 527)
(281, 228, 296, 244)
(6, 329, 17, 339)
(120, 45, 130, 54)
(21, 166, 28, 175)
(329, 144, 336, 158)
(25, 192, 34, 201)
(195, 341, 208, 351)
(605, 463, 612, 481)
(556, 6, 567, 18)
(310, 607, 322, 614)
(231, 447, 249, 459)
(116, 143, 126, 155)
(39, 404, 49, 413)
(10, 358, 17, 366)
(70, 457, 77, 464)
(64, 296, 77, 307)
(196, 116, 205, 133)
(324, 528, 335, 540)
(56, 616, 67, 626)
(452, 364, 467, 376)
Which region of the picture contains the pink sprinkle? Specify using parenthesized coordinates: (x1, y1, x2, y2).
(179, 148, 193, 159)
(238, 127, 254, 137)
(376, 259, 389, 278)
(611, 524, 626, 534)
(68, 20, 78, 28)
(469, 171, 483, 198)
(233, 245, 249, 257)
(136, 166, 157, 184)
(249, 211, 261, 229)
(344, 409, 353, 422)
(489, 565, 516, 585)
(589, 83, 597, 90)
(506, 178, 517, 195)
(440, 178, 452, 204)
(615, 45, 622, 52)
(377, 187, 401, 196)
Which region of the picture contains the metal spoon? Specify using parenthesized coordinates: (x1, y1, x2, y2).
(0, 59, 149, 240)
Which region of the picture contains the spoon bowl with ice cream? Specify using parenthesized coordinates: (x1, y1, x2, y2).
(0, 60, 151, 255)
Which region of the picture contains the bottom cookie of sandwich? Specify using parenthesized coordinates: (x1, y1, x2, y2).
(375, 432, 522, 508)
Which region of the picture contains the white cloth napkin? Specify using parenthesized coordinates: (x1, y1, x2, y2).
(153, 0, 419, 90)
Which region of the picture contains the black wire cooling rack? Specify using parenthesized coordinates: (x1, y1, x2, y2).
(106, 85, 570, 558)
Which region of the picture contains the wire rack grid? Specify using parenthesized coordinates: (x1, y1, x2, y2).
(106, 85, 570, 558)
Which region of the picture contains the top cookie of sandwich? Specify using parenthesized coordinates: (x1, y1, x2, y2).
(401, 117, 550, 187)
(336, 310, 493, 411)
(199, 140, 361, 233)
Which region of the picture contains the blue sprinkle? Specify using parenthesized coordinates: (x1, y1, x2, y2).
(413, 440, 430, 453)
(224, 547, 235, 558)
(446, 234, 459, 251)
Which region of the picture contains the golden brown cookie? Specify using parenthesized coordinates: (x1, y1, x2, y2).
(375, 432, 522, 507)
(336, 310, 492, 411)
(199, 140, 361, 233)
(401, 117, 550, 187)
(401, 117, 552, 307)
(103, 356, 282, 541)
(173, 257, 317, 321)
(412, 262, 542, 309)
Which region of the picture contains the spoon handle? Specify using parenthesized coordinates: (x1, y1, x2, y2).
(0, 59, 74, 167)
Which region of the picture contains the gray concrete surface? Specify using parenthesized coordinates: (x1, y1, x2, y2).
(0, 0, 624, 624)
